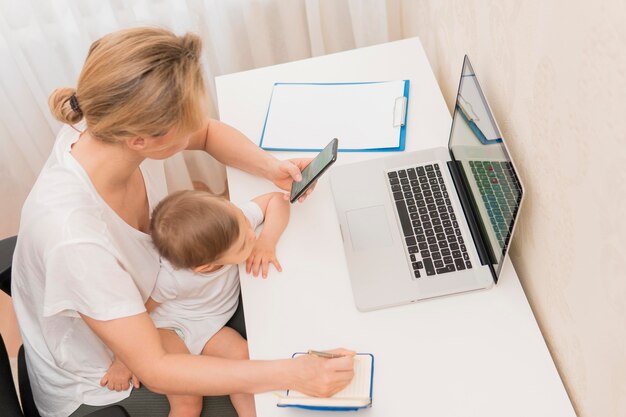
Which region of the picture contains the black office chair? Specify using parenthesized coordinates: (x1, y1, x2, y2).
(0, 236, 16, 296)
(0, 332, 22, 417)
(0, 236, 130, 417)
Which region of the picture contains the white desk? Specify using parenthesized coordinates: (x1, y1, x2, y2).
(216, 38, 575, 417)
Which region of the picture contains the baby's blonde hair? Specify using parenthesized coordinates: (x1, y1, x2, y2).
(150, 190, 241, 269)
(48, 27, 207, 142)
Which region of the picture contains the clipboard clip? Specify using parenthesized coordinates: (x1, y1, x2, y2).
(393, 96, 407, 127)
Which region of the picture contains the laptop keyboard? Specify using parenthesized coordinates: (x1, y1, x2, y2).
(388, 163, 472, 279)
(470, 161, 522, 249)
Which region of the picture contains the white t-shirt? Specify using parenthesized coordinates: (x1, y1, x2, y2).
(11, 124, 168, 417)
(150, 201, 264, 354)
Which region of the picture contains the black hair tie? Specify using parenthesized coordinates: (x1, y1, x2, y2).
(69, 94, 82, 114)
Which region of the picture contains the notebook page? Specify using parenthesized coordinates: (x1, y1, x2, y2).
(261, 82, 405, 150)
(332, 354, 372, 398)
(287, 354, 372, 400)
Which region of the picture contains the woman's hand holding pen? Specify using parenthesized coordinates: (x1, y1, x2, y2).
(289, 348, 356, 397)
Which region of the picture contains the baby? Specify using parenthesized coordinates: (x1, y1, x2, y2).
(101, 190, 290, 417)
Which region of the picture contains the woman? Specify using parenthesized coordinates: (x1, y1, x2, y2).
(11, 27, 353, 417)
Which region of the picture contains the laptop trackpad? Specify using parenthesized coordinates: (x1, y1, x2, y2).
(346, 206, 393, 251)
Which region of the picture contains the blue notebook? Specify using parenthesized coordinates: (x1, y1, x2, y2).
(260, 81, 409, 152)
(276, 353, 374, 411)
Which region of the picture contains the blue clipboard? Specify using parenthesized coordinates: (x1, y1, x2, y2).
(456, 103, 502, 145)
(259, 81, 409, 152)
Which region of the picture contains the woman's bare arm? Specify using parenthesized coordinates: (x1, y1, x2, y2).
(187, 118, 277, 179)
(186, 119, 316, 200)
(81, 312, 354, 397)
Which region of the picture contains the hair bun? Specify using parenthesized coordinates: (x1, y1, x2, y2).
(48, 87, 83, 125)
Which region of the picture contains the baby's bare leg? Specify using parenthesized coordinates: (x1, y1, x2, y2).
(159, 329, 203, 417)
(201, 327, 257, 417)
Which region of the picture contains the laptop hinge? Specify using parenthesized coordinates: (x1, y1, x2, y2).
(447, 160, 498, 283)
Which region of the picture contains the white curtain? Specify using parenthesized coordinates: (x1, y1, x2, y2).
(0, 0, 407, 238)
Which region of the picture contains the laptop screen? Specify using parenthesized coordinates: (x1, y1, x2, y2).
(448, 56, 523, 278)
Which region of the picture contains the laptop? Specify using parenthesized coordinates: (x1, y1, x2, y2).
(330, 56, 524, 311)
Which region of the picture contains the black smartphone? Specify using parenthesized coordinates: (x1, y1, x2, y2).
(289, 138, 339, 203)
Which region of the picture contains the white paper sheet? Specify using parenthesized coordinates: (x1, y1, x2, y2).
(260, 81, 407, 151)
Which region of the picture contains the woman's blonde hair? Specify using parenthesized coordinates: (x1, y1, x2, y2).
(48, 27, 207, 142)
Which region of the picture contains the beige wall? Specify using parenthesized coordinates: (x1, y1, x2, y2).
(400, 1, 625, 416)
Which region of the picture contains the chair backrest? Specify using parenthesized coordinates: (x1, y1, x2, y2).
(0, 333, 24, 417)
(0, 236, 17, 296)
(0, 236, 40, 416)
(0, 237, 22, 416)
(18, 346, 41, 417)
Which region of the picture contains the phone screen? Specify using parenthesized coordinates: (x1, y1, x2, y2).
(290, 138, 338, 203)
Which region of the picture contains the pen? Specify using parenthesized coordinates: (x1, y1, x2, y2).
(307, 350, 344, 359)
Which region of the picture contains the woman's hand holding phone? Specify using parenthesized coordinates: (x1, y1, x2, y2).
(268, 158, 316, 202)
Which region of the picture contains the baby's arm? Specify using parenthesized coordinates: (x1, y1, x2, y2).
(247, 192, 291, 278)
(253, 192, 290, 245)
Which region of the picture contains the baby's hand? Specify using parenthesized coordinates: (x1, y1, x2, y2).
(246, 239, 282, 278)
(100, 359, 139, 392)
